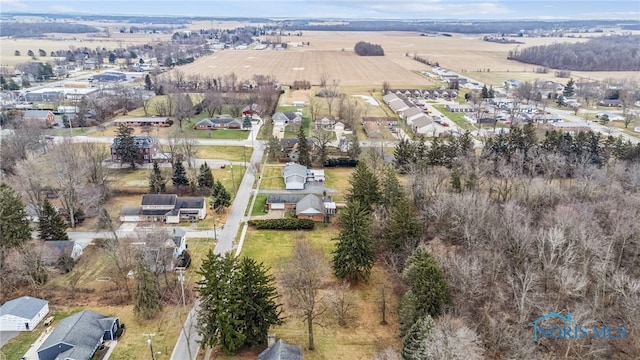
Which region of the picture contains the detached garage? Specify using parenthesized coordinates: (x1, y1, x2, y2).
(0, 296, 49, 331)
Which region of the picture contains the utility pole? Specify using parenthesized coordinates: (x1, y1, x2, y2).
(143, 333, 156, 360)
(176, 268, 186, 306)
(230, 163, 235, 197)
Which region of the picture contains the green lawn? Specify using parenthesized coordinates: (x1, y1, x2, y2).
(250, 194, 268, 216)
(323, 167, 354, 200)
(260, 166, 285, 190)
(197, 146, 253, 162)
(433, 105, 476, 131)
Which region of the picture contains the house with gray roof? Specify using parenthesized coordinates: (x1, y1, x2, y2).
(41, 240, 83, 266)
(37, 310, 120, 360)
(295, 194, 325, 222)
(110, 135, 160, 164)
(258, 339, 303, 360)
(23, 110, 55, 127)
(282, 163, 310, 190)
(194, 116, 243, 130)
(119, 194, 206, 223)
(266, 194, 305, 210)
(272, 112, 302, 126)
(0, 296, 49, 331)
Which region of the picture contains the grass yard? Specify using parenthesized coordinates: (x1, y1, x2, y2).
(259, 166, 285, 190)
(434, 104, 476, 131)
(323, 167, 354, 200)
(250, 193, 268, 216)
(232, 226, 401, 360)
(197, 145, 253, 162)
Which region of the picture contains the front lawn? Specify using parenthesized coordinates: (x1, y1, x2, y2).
(250, 194, 268, 216)
(259, 166, 285, 190)
(197, 146, 253, 162)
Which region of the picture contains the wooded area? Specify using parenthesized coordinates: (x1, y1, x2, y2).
(508, 35, 640, 71)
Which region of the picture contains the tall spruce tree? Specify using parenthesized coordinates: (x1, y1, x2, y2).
(197, 163, 215, 190)
(38, 198, 69, 241)
(172, 161, 190, 189)
(211, 180, 231, 213)
(0, 183, 31, 270)
(236, 257, 283, 347)
(114, 124, 139, 168)
(563, 78, 575, 98)
(402, 314, 435, 360)
(133, 255, 163, 320)
(197, 252, 282, 355)
(380, 165, 404, 210)
(297, 126, 312, 167)
(383, 197, 422, 253)
(403, 248, 451, 318)
(333, 200, 375, 283)
(347, 160, 380, 210)
(148, 161, 166, 194)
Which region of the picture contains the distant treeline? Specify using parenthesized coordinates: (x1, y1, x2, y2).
(0, 22, 99, 37)
(508, 35, 640, 71)
(354, 41, 384, 56)
(290, 20, 636, 34)
(3, 12, 270, 24)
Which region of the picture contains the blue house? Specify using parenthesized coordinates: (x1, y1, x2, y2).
(37, 310, 120, 360)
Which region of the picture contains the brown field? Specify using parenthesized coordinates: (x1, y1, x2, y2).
(173, 30, 638, 87)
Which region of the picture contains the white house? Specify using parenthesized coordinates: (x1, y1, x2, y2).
(0, 296, 49, 331)
(282, 163, 308, 190)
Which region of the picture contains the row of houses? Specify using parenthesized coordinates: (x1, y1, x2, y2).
(382, 93, 449, 137)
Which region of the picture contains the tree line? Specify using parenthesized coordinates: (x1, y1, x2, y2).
(0, 22, 99, 37)
(508, 35, 640, 71)
(354, 41, 384, 56)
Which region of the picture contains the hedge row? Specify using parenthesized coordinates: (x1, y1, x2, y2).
(248, 218, 315, 230)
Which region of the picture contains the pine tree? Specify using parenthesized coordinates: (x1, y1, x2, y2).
(236, 257, 283, 347)
(133, 255, 163, 320)
(333, 200, 375, 283)
(242, 115, 252, 129)
(488, 85, 495, 98)
(197, 163, 215, 189)
(114, 124, 139, 168)
(402, 314, 435, 360)
(563, 78, 575, 98)
(403, 248, 451, 318)
(297, 126, 312, 167)
(383, 197, 422, 252)
(148, 161, 166, 194)
(211, 180, 231, 213)
(197, 252, 282, 355)
(481, 85, 489, 99)
(144, 74, 152, 90)
(380, 165, 404, 210)
(38, 198, 69, 241)
(347, 160, 380, 210)
(172, 161, 190, 189)
(0, 183, 31, 270)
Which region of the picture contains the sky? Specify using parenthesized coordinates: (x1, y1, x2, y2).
(1, 0, 639, 20)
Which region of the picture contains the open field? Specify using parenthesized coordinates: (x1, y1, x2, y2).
(233, 226, 401, 360)
(172, 31, 638, 88)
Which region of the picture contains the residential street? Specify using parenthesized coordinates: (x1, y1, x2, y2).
(169, 140, 266, 360)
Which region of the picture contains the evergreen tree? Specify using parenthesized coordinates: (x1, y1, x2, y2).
(211, 180, 231, 213)
(394, 138, 417, 172)
(488, 86, 495, 98)
(133, 255, 163, 320)
(0, 183, 31, 270)
(114, 124, 140, 168)
(347, 160, 380, 210)
(403, 248, 451, 318)
(563, 78, 575, 98)
(380, 165, 404, 210)
(198, 163, 215, 190)
(236, 257, 283, 347)
(172, 161, 190, 189)
(144, 74, 152, 90)
(399, 290, 420, 336)
(481, 85, 489, 99)
(383, 197, 422, 253)
(450, 167, 462, 193)
(297, 126, 312, 167)
(402, 314, 435, 360)
(333, 200, 375, 283)
(197, 252, 282, 355)
(38, 198, 69, 241)
(242, 115, 252, 129)
(148, 161, 166, 194)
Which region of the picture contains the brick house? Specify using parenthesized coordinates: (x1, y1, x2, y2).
(110, 135, 160, 164)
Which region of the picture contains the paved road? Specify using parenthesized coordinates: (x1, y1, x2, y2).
(545, 107, 639, 144)
(169, 140, 266, 360)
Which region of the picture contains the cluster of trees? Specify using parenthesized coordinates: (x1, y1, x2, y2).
(0, 22, 99, 37)
(354, 41, 384, 56)
(508, 35, 640, 71)
(370, 123, 640, 358)
(197, 252, 282, 354)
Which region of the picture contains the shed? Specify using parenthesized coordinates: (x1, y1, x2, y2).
(0, 296, 49, 331)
